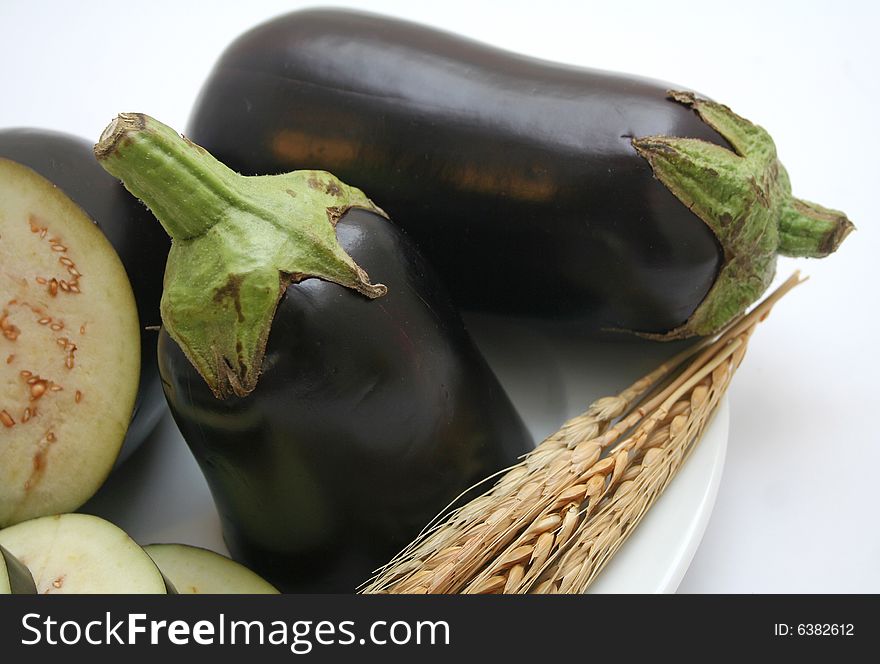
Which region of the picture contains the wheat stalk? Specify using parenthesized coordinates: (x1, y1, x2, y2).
(362, 273, 803, 594)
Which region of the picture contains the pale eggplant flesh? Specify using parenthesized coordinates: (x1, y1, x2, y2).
(0, 159, 141, 527)
(0, 514, 168, 594)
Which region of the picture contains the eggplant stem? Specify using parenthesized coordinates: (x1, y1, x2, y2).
(95, 114, 387, 398)
(632, 92, 853, 339)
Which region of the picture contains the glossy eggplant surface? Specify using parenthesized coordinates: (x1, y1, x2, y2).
(158, 207, 533, 592)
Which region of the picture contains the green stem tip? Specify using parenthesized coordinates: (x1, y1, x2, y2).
(95, 113, 388, 399)
(633, 91, 854, 339)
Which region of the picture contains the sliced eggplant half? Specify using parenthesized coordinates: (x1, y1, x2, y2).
(145, 544, 279, 594)
(0, 543, 36, 594)
(0, 513, 167, 593)
(0, 159, 140, 527)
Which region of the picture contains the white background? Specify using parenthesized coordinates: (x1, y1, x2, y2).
(1, 0, 877, 592)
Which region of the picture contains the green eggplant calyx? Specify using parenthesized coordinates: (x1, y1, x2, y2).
(632, 90, 854, 339)
(95, 114, 388, 399)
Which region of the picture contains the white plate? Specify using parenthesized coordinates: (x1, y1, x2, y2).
(84, 316, 727, 593)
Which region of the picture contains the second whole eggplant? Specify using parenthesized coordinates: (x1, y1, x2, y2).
(189, 8, 854, 338)
(95, 115, 533, 592)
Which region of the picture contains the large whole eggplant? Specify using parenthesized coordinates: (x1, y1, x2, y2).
(95, 115, 532, 592)
(0, 130, 169, 457)
(189, 8, 853, 338)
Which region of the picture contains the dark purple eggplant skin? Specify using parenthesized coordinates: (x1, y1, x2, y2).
(0, 129, 169, 459)
(188, 8, 730, 334)
(158, 207, 534, 593)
